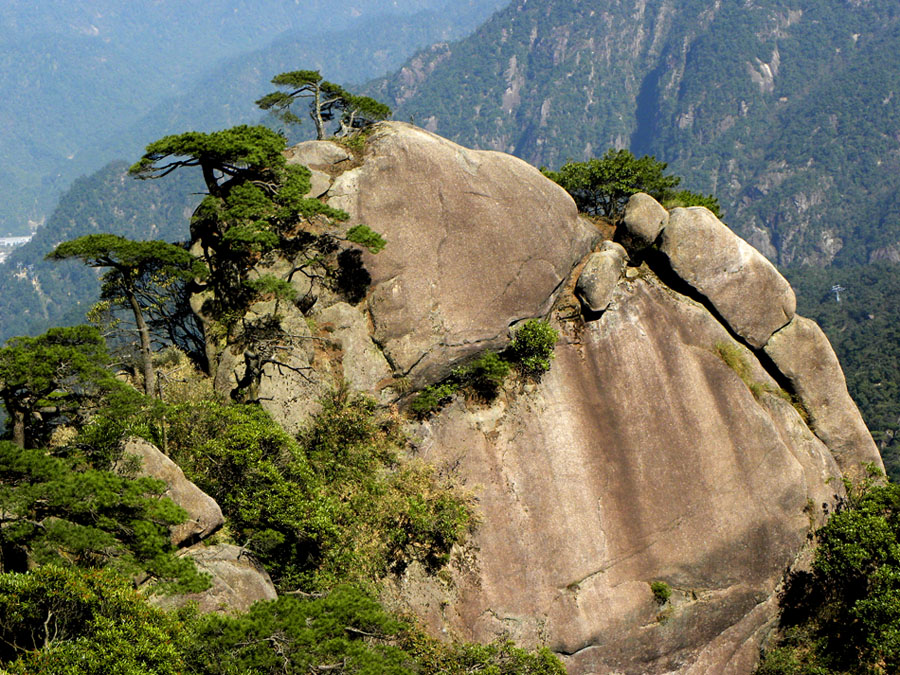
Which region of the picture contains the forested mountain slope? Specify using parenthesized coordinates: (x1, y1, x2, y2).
(368, 0, 900, 267)
(0, 164, 200, 344)
(0, 0, 507, 236)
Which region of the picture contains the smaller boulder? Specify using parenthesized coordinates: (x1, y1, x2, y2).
(660, 207, 795, 348)
(307, 169, 331, 198)
(621, 193, 668, 251)
(151, 544, 278, 614)
(117, 437, 223, 546)
(284, 140, 352, 170)
(575, 241, 628, 313)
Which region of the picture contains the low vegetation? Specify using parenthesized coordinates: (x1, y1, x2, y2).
(651, 581, 672, 604)
(756, 472, 900, 675)
(714, 341, 794, 405)
(409, 319, 559, 418)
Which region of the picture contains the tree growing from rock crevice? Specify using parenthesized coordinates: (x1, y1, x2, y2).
(130, 124, 384, 324)
(257, 70, 391, 139)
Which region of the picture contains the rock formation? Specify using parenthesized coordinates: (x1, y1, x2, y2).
(212, 123, 882, 673)
(117, 436, 223, 546)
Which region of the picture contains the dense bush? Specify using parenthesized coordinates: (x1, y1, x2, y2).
(0, 570, 567, 675)
(0, 566, 192, 674)
(756, 474, 900, 674)
(508, 319, 559, 376)
(155, 388, 474, 591)
(0, 441, 206, 592)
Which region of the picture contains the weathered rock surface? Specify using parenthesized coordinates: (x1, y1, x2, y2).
(327, 122, 599, 386)
(314, 302, 393, 398)
(213, 128, 881, 673)
(765, 315, 884, 473)
(117, 437, 223, 546)
(660, 206, 796, 348)
(151, 544, 277, 614)
(575, 240, 628, 313)
(388, 275, 844, 674)
(622, 192, 669, 250)
(284, 140, 352, 171)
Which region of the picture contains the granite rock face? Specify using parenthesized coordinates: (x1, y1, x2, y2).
(660, 206, 796, 348)
(328, 122, 599, 386)
(389, 276, 844, 674)
(117, 437, 223, 547)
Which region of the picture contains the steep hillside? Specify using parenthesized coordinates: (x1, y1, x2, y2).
(368, 0, 900, 266)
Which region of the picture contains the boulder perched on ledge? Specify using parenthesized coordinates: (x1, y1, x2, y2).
(621, 192, 669, 251)
(660, 206, 796, 348)
(575, 240, 628, 313)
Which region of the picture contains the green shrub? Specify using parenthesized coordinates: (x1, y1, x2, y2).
(663, 190, 722, 218)
(409, 382, 461, 418)
(508, 319, 559, 376)
(650, 581, 672, 604)
(0, 566, 192, 674)
(0, 441, 207, 593)
(160, 389, 474, 591)
(454, 351, 510, 398)
(756, 476, 900, 674)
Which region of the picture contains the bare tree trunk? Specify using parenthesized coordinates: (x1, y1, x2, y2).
(312, 87, 326, 140)
(11, 408, 25, 448)
(127, 291, 156, 398)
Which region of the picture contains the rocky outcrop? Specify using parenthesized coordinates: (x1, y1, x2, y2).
(151, 544, 277, 615)
(660, 206, 796, 348)
(117, 437, 223, 546)
(213, 131, 881, 672)
(330, 122, 599, 387)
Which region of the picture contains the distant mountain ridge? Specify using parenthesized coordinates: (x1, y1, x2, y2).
(368, 0, 900, 267)
(0, 0, 508, 236)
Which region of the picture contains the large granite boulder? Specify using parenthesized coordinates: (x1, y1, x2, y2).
(660, 207, 796, 348)
(151, 544, 277, 614)
(117, 437, 223, 546)
(765, 315, 884, 473)
(621, 192, 669, 251)
(388, 274, 843, 674)
(326, 122, 599, 386)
